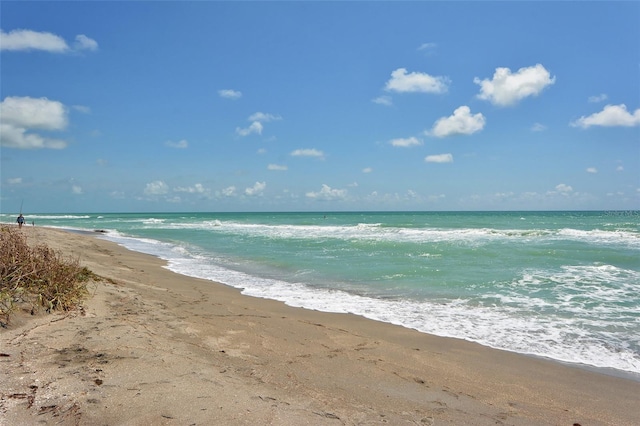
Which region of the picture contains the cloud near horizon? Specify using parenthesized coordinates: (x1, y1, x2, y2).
(245, 181, 266, 196)
(306, 184, 347, 200)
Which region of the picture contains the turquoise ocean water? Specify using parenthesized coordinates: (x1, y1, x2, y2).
(3, 211, 639, 377)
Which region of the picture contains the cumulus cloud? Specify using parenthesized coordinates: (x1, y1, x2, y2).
(218, 89, 242, 99)
(72, 185, 83, 195)
(235, 112, 281, 137)
(144, 180, 169, 195)
(290, 148, 325, 159)
(425, 153, 453, 163)
(586, 167, 598, 174)
(385, 68, 450, 94)
(8, 177, 23, 185)
(389, 137, 422, 148)
(362, 167, 373, 173)
(236, 121, 263, 136)
(245, 181, 266, 196)
(570, 104, 640, 128)
(428, 106, 485, 138)
(268, 164, 288, 171)
(0, 96, 69, 149)
(221, 186, 236, 197)
(553, 183, 573, 194)
(474, 64, 555, 106)
(0, 29, 97, 52)
(174, 183, 207, 194)
(165, 139, 188, 149)
(306, 184, 347, 201)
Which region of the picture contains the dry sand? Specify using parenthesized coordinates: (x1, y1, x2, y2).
(1, 226, 639, 425)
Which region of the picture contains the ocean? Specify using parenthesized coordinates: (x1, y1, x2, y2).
(3, 211, 639, 378)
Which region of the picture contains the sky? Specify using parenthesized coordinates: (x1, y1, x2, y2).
(1, 1, 639, 213)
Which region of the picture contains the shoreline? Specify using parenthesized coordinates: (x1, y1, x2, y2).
(2, 226, 639, 425)
(99, 227, 640, 382)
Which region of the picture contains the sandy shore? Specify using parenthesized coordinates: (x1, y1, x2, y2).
(1, 226, 639, 425)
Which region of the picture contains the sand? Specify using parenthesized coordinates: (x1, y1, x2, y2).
(1, 226, 639, 425)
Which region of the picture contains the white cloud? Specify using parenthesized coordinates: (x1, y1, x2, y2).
(385, 68, 450, 94)
(425, 153, 453, 163)
(72, 185, 83, 195)
(165, 139, 188, 148)
(0, 29, 97, 53)
(588, 94, 608, 103)
(174, 183, 207, 194)
(1, 96, 68, 130)
(531, 122, 547, 132)
(221, 186, 236, 197)
(236, 121, 263, 136)
(389, 136, 422, 148)
(218, 89, 242, 99)
(248, 112, 282, 122)
(362, 167, 373, 173)
(554, 183, 573, 194)
(0, 96, 69, 149)
(417, 42, 437, 53)
(73, 34, 98, 51)
(474, 64, 555, 106)
(8, 177, 23, 185)
(372, 96, 393, 106)
(245, 181, 266, 196)
(616, 165, 624, 172)
(586, 167, 598, 174)
(570, 104, 640, 128)
(0, 29, 68, 52)
(306, 184, 347, 200)
(144, 180, 169, 195)
(268, 164, 288, 171)
(291, 148, 325, 159)
(72, 105, 91, 114)
(428, 106, 485, 138)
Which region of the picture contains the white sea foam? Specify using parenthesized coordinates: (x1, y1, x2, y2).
(136, 219, 640, 249)
(101, 232, 640, 376)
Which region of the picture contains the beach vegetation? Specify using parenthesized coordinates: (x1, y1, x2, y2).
(0, 226, 97, 326)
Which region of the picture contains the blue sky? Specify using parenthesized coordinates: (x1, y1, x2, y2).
(1, 1, 639, 213)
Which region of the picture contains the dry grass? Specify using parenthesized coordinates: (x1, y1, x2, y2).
(0, 226, 96, 326)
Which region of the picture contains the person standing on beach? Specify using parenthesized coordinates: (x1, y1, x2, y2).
(16, 214, 25, 229)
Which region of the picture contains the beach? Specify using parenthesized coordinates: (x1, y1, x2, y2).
(1, 226, 639, 425)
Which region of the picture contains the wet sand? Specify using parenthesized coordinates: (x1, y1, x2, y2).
(1, 226, 639, 425)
